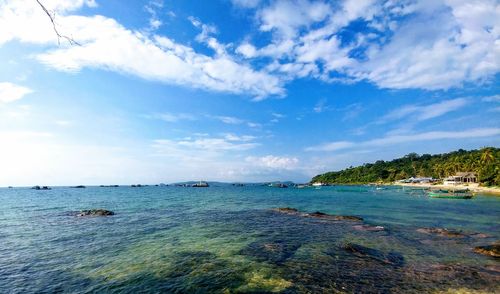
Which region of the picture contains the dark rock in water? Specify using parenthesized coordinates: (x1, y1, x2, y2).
(470, 233, 490, 238)
(474, 242, 500, 258)
(239, 239, 301, 264)
(77, 209, 115, 217)
(272, 208, 363, 222)
(273, 207, 299, 214)
(416, 227, 466, 238)
(306, 211, 363, 221)
(353, 224, 385, 232)
(342, 243, 404, 266)
(308, 211, 327, 217)
(32, 185, 51, 190)
(70, 185, 86, 188)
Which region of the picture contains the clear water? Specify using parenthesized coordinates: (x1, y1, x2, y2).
(0, 185, 499, 293)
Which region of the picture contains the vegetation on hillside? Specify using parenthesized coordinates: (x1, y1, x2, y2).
(311, 147, 500, 186)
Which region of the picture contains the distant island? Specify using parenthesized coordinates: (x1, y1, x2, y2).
(311, 147, 499, 187)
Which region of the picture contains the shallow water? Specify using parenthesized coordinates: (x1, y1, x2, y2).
(0, 185, 499, 293)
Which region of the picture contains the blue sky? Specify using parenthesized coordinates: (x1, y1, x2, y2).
(0, 0, 499, 185)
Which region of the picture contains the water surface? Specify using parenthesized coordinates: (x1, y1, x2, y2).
(0, 185, 499, 293)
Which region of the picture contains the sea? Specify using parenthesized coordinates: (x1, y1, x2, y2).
(0, 185, 499, 293)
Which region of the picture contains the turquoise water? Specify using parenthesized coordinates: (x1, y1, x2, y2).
(0, 185, 499, 293)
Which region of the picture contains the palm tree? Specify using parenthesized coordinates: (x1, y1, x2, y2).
(480, 147, 495, 165)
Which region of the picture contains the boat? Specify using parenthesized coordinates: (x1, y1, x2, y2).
(268, 183, 288, 188)
(428, 188, 473, 199)
(192, 181, 209, 187)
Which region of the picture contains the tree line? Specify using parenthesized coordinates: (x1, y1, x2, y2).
(311, 147, 499, 186)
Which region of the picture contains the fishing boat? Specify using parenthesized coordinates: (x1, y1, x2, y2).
(428, 188, 473, 199)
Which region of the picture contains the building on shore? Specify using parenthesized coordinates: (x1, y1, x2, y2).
(443, 172, 477, 186)
(398, 177, 436, 184)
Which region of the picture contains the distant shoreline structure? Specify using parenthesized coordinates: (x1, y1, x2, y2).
(311, 147, 499, 190)
(394, 182, 500, 196)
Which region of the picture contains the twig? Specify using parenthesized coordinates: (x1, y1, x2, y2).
(35, 0, 81, 46)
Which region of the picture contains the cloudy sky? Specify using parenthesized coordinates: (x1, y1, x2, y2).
(0, 0, 499, 185)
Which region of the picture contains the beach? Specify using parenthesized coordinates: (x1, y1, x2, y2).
(394, 182, 500, 196)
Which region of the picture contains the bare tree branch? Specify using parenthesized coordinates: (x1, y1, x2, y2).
(35, 0, 81, 46)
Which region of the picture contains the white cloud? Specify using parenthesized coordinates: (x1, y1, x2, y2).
(236, 0, 500, 91)
(313, 99, 328, 113)
(481, 94, 500, 112)
(0, 82, 32, 103)
(213, 115, 245, 125)
(245, 155, 299, 170)
(210, 115, 261, 128)
(0, 0, 285, 99)
(381, 98, 468, 122)
(305, 141, 355, 152)
(55, 120, 73, 126)
(144, 0, 163, 31)
(258, 0, 332, 38)
(154, 133, 259, 154)
(3, 0, 498, 95)
(236, 42, 257, 58)
(231, 0, 261, 8)
(148, 112, 196, 123)
(224, 133, 256, 142)
(247, 122, 262, 128)
(482, 94, 500, 103)
(306, 128, 500, 152)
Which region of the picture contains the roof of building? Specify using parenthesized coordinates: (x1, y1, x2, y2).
(455, 172, 477, 177)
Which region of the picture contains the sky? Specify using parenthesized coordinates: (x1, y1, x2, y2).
(0, 0, 499, 186)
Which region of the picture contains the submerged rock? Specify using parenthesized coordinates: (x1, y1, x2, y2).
(240, 239, 302, 265)
(273, 207, 299, 214)
(352, 224, 385, 232)
(470, 233, 490, 238)
(416, 227, 466, 238)
(342, 243, 404, 266)
(474, 243, 500, 258)
(306, 211, 363, 221)
(77, 209, 115, 217)
(272, 208, 364, 222)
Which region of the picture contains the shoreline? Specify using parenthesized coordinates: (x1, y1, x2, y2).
(393, 182, 500, 196)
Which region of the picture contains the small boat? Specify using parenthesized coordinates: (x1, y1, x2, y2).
(268, 183, 288, 188)
(428, 188, 473, 199)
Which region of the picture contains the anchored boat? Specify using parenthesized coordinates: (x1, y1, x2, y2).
(428, 188, 473, 199)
